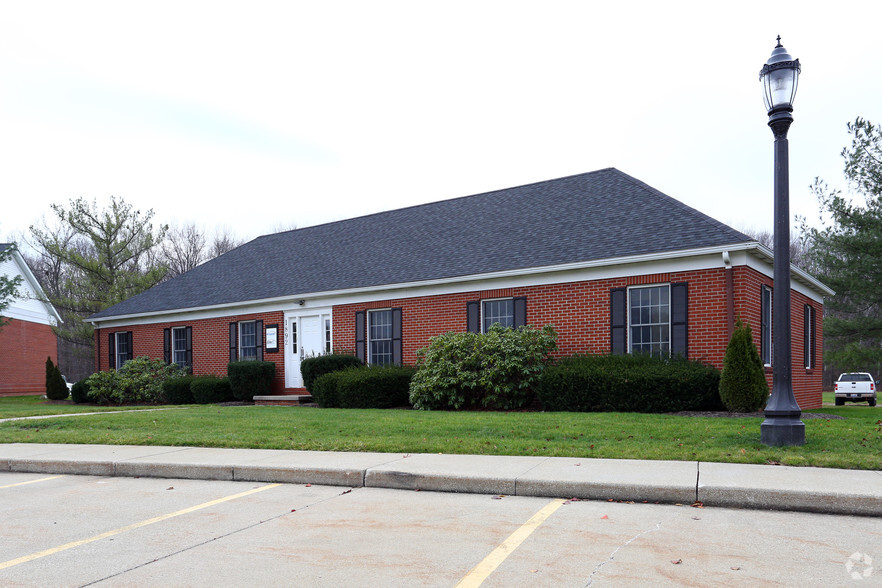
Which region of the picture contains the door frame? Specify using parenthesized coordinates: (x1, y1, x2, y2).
(284, 307, 332, 389)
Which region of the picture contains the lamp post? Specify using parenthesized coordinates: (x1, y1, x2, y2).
(759, 37, 805, 446)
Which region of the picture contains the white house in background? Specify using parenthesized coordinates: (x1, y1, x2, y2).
(0, 243, 62, 395)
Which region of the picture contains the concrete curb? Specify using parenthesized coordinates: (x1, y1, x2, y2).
(1, 443, 880, 517)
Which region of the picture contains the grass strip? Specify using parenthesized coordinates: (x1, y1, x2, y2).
(0, 399, 879, 470)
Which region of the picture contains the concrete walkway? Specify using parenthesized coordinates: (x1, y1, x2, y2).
(2, 443, 880, 517)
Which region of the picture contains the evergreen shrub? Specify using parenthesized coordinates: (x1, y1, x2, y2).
(409, 324, 558, 410)
(537, 353, 723, 413)
(336, 365, 416, 409)
(719, 318, 769, 412)
(45, 356, 69, 400)
(86, 357, 184, 405)
(300, 354, 363, 392)
(310, 370, 347, 408)
(191, 376, 235, 404)
(227, 361, 275, 401)
(163, 375, 196, 404)
(70, 378, 92, 404)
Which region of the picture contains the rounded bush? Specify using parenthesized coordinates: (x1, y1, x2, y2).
(45, 357, 69, 401)
(311, 371, 347, 408)
(227, 361, 275, 401)
(163, 375, 195, 404)
(301, 354, 363, 392)
(191, 376, 234, 404)
(70, 379, 92, 404)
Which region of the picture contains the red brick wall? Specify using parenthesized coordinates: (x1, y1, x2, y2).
(93, 265, 824, 408)
(0, 319, 58, 396)
(94, 311, 286, 394)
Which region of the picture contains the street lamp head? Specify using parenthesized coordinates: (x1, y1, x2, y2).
(760, 36, 801, 115)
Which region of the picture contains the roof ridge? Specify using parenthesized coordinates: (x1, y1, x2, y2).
(257, 168, 620, 240)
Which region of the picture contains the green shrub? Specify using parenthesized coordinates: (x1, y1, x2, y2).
(227, 361, 275, 401)
(409, 324, 558, 410)
(310, 370, 347, 408)
(70, 378, 92, 404)
(163, 375, 196, 404)
(45, 356, 69, 401)
(191, 376, 235, 404)
(336, 365, 416, 408)
(86, 357, 185, 405)
(537, 353, 723, 413)
(719, 318, 769, 412)
(301, 354, 363, 391)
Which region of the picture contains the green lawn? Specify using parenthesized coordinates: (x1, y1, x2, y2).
(1, 396, 879, 470)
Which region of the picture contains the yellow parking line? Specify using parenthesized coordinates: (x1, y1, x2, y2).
(456, 498, 566, 587)
(0, 475, 63, 489)
(0, 483, 281, 571)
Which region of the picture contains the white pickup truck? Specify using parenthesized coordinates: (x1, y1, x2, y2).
(834, 373, 877, 406)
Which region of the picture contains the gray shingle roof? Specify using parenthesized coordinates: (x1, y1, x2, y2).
(90, 168, 751, 320)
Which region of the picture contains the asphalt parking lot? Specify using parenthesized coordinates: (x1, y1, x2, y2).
(2, 472, 879, 587)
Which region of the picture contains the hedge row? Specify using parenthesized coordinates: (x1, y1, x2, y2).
(537, 353, 724, 413)
(311, 365, 415, 408)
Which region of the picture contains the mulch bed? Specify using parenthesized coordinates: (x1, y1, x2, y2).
(668, 410, 844, 420)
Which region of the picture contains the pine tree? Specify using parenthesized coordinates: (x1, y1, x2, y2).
(803, 117, 882, 370)
(719, 318, 768, 412)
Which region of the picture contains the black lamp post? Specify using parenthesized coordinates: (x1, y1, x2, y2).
(759, 37, 805, 446)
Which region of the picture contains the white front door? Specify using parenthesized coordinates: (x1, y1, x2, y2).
(285, 312, 330, 389)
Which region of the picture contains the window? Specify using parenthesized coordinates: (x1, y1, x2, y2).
(291, 321, 298, 354)
(172, 327, 188, 368)
(325, 318, 332, 354)
(240, 321, 257, 360)
(482, 299, 514, 332)
(804, 304, 816, 369)
(111, 331, 133, 368)
(611, 283, 687, 357)
(229, 320, 263, 362)
(368, 309, 393, 365)
(761, 286, 772, 366)
(628, 285, 670, 357)
(355, 308, 402, 365)
(164, 327, 192, 370)
(466, 297, 526, 333)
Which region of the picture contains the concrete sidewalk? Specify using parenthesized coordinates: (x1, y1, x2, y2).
(1, 443, 880, 517)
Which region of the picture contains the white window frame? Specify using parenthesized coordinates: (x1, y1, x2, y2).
(804, 304, 815, 370)
(171, 326, 188, 368)
(324, 317, 332, 354)
(115, 331, 130, 368)
(367, 309, 393, 365)
(239, 320, 257, 361)
(627, 284, 671, 357)
(481, 298, 514, 333)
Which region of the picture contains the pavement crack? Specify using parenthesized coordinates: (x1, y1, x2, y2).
(696, 461, 701, 503)
(583, 520, 663, 586)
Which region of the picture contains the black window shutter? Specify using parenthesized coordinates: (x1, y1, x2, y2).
(610, 288, 627, 355)
(108, 332, 116, 369)
(185, 326, 193, 371)
(255, 320, 264, 361)
(229, 322, 238, 363)
(127, 332, 134, 362)
(513, 297, 527, 328)
(671, 283, 688, 357)
(355, 311, 366, 363)
(466, 301, 480, 333)
(392, 308, 403, 365)
(163, 328, 171, 364)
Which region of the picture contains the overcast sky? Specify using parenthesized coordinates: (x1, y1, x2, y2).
(2, 1, 881, 247)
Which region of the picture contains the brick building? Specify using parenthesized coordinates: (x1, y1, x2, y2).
(0, 244, 62, 396)
(88, 169, 832, 408)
